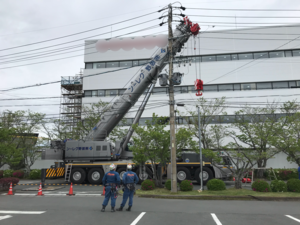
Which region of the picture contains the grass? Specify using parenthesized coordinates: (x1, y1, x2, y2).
(135, 188, 300, 197)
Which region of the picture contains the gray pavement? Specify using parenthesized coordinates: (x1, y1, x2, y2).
(0, 194, 300, 225)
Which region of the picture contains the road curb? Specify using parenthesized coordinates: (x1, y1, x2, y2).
(138, 195, 300, 201)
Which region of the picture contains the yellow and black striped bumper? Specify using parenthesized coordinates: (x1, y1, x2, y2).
(46, 167, 65, 178)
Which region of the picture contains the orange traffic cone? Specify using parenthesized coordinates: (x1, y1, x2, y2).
(233, 177, 235, 181)
(66, 183, 75, 196)
(7, 183, 14, 195)
(36, 183, 44, 196)
(101, 186, 106, 196)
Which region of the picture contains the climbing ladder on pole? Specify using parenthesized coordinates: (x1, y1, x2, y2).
(65, 164, 72, 182)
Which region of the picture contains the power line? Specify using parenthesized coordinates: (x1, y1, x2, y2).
(0, 12, 158, 52)
(187, 7, 300, 11)
(189, 14, 300, 19)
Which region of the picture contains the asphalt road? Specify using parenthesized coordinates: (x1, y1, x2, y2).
(0, 194, 300, 225)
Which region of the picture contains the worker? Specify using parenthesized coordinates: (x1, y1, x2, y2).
(101, 164, 120, 212)
(116, 164, 139, 212)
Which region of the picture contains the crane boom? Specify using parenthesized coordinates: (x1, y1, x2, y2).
(84, 21, 191, 141)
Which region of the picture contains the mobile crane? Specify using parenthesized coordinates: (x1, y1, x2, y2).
(42, 18, 233, 185)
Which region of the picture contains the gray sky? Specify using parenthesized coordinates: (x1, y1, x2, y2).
(1, 0, 299, 122)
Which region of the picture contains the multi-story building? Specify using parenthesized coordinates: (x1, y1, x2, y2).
(82, 25, 300, 169)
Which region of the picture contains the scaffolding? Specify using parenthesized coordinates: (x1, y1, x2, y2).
(60, 70, 83, 137)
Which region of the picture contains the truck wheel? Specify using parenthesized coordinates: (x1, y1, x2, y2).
(136, 167, 153, 184)
(177, 167, 191, 182)
(88, 168, 104, 184)
(195, 167, 213, 185)
(117, 168, 127, 181)
(70, 168, 86, 184)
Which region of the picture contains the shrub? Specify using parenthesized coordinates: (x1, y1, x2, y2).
(141, 179, 155, 191)
(0, 170, 3, 179)
(12, 170, 25, 179)
(3, 170, 14, 178)
(29, 169, 41, 179)
(287, 179, 300, 193)
(0, 177, 20, 190)
(165, 179, 171, 190)
(265, 169, 298, 180)
(252, 180, 270, 192)
(207, 179, 226, 191)
(180, 180, 193, 191)
(270, 180, 287, 192)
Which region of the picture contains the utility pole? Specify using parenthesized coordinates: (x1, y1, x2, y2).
(168, 4, 177, 193)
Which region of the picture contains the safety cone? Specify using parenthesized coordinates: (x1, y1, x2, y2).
(36, 183, 44, 196)
(66, 183, 75, 196)
(242, 178, 246, 183)
(101, 186, 105, 196)
(7, 183, 14, 195)
(247, 178, 251, 183)
(233, 177, 235, 181)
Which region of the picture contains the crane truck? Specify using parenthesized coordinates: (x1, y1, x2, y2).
(42, 18, 233, 185)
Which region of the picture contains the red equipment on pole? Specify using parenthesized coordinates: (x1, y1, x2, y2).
(36, 183, 44, 196)
(66, 183, 75, 196)
(7, 183, 14, 195)
(194, 79, 203, 96)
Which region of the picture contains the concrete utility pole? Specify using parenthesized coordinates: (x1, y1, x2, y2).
(168, 4, 177, 193)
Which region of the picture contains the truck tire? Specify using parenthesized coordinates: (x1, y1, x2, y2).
(88, 168, 104, 184)
(117, 168, 127, 182)
(136, 167, 153, 184)
(177, 167, 191, 182)
(70, 168, 86, 184)
(195, 167, 213, 185)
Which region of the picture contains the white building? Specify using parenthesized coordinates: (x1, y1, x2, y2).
(82, 25, 300, 169)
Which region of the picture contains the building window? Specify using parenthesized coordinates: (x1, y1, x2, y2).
(106, 62, 119, 68)
(153, 87, 166, 95)
(289, 81, 296, 88)
(254, 52, 268, 59)
(118, 89, 125, 95)
(181, 86, 188, 93)
(174, 86, 181, 93)
(292, 50, 300, 57)
(217, 55, 231, 61)
(257, 82, 272, 90)
(133, 61, 139, 66)
(85, 63, 93, 69)
(94, 63, 105, 68)
(297, 81, 300, 86)
(192, 57, 201, 63)
(139, 118, 151, 125)
(98, 90, 105, 97)
(120, 61, 133, 67)
(273, 82, 288, 89)
(269, 51, 284, 58)
(138, 60, 148, 66)
(231, 54, 238, 60)
(188, 86, 195, 93)
(202, 55, 216, 62)
(234, 84, 241, 91)
(85, 91, 92, 97)
(92, 90, 98, 97)
(241, 83, 256, 90)
(218, 84, 233, 91)
(105, 90, 118, 96)
(285, 51, 292, 57)
(204, 85, 218, 92)
(220, 115, 235, 123)
(238, 53, 253, 60)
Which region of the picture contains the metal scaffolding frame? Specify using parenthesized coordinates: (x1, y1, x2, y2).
(59, 69, 83, 137)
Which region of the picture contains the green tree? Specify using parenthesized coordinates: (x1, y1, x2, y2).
(271, 102, 300, 166)
(0, 125, 23, 169)
(130, 114, 170, 187)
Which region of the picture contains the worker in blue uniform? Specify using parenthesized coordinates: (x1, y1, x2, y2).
(101, 164, 120, 212)
(116, 164, 139, 212)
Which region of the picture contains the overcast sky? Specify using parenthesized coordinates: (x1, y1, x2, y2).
(1, 0, 300, 125)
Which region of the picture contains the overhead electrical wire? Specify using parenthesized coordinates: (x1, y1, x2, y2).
(186, 7, 300, 11)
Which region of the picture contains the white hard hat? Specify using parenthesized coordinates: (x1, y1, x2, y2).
(109, 164, 116, 170)
(127, 164, 132, 170)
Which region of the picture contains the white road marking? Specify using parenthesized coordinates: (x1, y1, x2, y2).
(131, 212, 146, 225)
(211, 213, 222, 225)
(286, 215, 300, 223)
(0, 211, 45, 214)
(0, 215, 12, 220)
